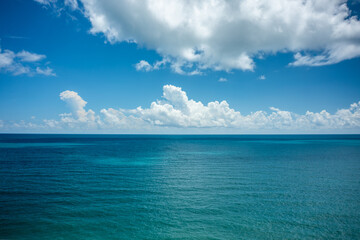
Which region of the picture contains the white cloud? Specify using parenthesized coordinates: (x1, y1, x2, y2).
(33, 0, 54, 5)
(259, 75, 266, 80)
(16, 50, 46, 62)
(50, 0, 360, 73)
(0, 48, 55, 76)
(135, 60, 152, 72)
(0, 49, 14, 67)
(2, 85, 360, 132)
(64, 0, 78, 10)
(6, 84, 360, 132)
(219, 77, 227, 82)
(60, 90, 88, 115)
(135, 58, 202, 75)
(36, 66, 56, 76)
(110, 85, 360, 129)
(59, 90, 100, 128)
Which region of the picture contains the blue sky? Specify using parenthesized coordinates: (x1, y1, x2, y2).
(0, 0, 360, 133)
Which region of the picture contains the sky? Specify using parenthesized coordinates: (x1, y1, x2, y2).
(0, 0, 360, 133)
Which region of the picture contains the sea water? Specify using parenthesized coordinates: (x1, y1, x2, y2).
(0, 134, 360, 239)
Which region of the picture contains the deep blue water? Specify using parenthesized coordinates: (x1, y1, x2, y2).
(0, 134, 360, 239)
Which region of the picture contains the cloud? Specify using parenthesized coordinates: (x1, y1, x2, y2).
(135, 60, 152, 72)
(0, 48, 55, 76)
(36, 66, 56, 76)
(16, 50, 46, 62)
(33, 0, 54, 5)
(34, 0, 79, 16)
(135, 58, 202, 75)
(3, 84, 359, 132)
(37, 0, 360, 73)
(102, 85, 360, 129)
(218, 77, 227, 82)
(59, 90, 100, 128)
(64, 0, 78, 10)
(259, 75, 266, 80)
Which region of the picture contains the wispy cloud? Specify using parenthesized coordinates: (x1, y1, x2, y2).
(0, 48, 55, 76)
(16, 50, 46, 62)
(33, 0, 53, 5)
(36, 66, 56, 76)
(4, 36, 30, 40)
(258, 75, 266, 80)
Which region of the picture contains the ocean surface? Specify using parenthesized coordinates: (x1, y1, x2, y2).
(0, 134, 360, 239)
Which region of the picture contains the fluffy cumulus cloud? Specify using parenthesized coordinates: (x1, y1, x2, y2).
(98, 85, 360, 130)
(58, 90, 101, 128)
(2, 85, 360, 132)
(35, 0, 360, 73)
(0, 48, 55, 76)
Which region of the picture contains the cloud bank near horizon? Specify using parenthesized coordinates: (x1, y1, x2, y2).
(35, 0, 360, 74)
(1, 85, 360, 133)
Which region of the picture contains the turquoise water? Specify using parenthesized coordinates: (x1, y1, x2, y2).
(1, 134, 360, 239)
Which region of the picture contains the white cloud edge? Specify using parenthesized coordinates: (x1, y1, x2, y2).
(1, 84, 360, 133)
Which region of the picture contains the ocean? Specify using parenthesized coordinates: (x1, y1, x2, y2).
(0, 134, 360, 239)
